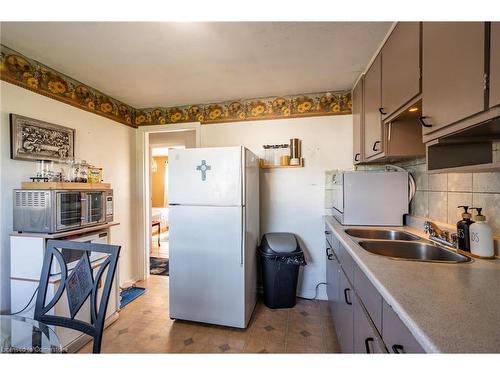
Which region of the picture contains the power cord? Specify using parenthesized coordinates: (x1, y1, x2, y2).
(299, 282, 327, 301)
(8, 286, 38, 315)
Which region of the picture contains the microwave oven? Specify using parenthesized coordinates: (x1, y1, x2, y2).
(331, 171, 408, 226)
(13, 189, 113, 234)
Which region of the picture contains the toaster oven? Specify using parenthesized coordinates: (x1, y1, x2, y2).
(13, 189, 113, 233)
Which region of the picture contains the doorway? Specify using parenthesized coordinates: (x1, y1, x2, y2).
(143, 128, 198, 279)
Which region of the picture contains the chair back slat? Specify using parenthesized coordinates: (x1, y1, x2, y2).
(34, 239, 120, 354)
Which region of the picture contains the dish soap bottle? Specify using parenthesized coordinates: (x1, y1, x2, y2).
(456, 205, 474, 252)
(469, 207, 494, 258)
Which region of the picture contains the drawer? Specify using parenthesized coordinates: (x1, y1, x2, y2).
(354, 263, 383, 332)
(337, 242, 354, 283)
(324, 223, 334, 247)
(353, 294, 387, 353)
(382, 300, 425, 353)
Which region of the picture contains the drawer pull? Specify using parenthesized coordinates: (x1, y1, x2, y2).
(326, 247, 334, 260)
(418, 116, 432, 128)
(365, 337, 374, 354)
(392, 344, 405, 354)
(325, 231, 331, 235)
(343, 288, 352, 305)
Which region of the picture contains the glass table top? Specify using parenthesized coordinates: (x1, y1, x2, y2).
(0, 315, 62, 353)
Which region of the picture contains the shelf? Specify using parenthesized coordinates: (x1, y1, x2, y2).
(21, 182, 111, 190)
(259, 158, 304, 169)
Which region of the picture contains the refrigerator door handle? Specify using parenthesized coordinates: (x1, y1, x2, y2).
(241, 207, 245, 265)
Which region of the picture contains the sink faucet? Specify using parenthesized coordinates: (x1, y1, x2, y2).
(423, 221, 458, 249)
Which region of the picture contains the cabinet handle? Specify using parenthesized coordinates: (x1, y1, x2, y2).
(418, 116, 432, 128)
(378, 107, 387, 115)
(324, 231, 331, 235)
(354, 153, 361, 162)
(392, 344, 405, 354)
(326, 248, 334, 260)
(365, 337, 374, 354)
(343, 288, 352, 305)
(372, 141, 381, 152)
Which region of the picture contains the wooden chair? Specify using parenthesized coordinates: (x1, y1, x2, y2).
(34, 239, 120, 353)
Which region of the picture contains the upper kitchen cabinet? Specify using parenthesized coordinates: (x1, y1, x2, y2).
(363, 54, 383, 159)
(352, 76, 364, 164)
(381, 22, 421, 119)
(422, 22, 485, 135)
(490, 22, 500, 108)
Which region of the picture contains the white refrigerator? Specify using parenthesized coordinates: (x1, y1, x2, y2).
(168, 146, 260, 328)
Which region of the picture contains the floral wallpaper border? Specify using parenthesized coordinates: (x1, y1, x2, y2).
(0, 44, 135, 127)
(1, 44, 352, 128)
(135, 90, 352, 126)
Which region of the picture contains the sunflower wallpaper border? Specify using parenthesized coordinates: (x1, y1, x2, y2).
(135, 90, 352, 126)
(1, 44, 352, 128)
(0, 44, 135, 127)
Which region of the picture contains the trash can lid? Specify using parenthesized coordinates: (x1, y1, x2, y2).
(260, 233, 299, 254)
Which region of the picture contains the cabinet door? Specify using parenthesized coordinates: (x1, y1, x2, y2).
(422, 22, 485, 134)
(382, 301, 425, 353)
(336, 270, 354, 353)
(326, 241, 339, 304)
(352, 76, 364, 164)
(490, 22, 500, 108)
(353, 295, 386, 353)
(364, 54, 383, 158)
(381, 22, 421, 117)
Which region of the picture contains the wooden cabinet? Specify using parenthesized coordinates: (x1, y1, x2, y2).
(490, 22, 500, 108)
(353, 263, 382, 332)
(353, 295, 386, 353)
(381, 22, 421, 118)
(382, 301, 425, 354)
(352, 76, 364, 164)
(336, 269, 354, 353)
(363, 54, 383, 159)
(422, 22, 485, 134)
(325, 241, 340, 318)
(325, 225, 426, 353)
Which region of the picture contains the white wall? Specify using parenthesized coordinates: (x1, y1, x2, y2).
(0, 81, 138, 312)
(201, 115, 353, 299)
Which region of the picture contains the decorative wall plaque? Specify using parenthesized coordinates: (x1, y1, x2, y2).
(10, 113, 75, 162)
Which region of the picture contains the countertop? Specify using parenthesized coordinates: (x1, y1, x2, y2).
(325, 215, 500, 353)
(10, 222, 119, 238)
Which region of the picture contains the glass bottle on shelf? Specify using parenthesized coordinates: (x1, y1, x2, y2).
(273, 145, 281, 166)
(263, 145, 270, 166)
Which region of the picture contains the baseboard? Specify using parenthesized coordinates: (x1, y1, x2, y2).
(120, 278, 139, 289)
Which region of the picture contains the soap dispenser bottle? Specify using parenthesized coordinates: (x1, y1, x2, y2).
(456, 205, 474, 252)
(469, 207, 494, 258)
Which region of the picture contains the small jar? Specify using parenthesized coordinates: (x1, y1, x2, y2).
(273, 145, 281, 166)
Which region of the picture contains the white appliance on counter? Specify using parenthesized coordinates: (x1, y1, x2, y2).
(168, 146, 260, 328)
(331, 171, 409, 226)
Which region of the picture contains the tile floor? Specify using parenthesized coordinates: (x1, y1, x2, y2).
(78, 276, 339, 353)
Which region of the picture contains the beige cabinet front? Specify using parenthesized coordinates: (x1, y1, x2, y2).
(352, 76, 364, 164)
(490, 22, 500, 108)
(363, 54, 383, 159)
(381, 22, 421, 118)
(422, 22, 485, 134)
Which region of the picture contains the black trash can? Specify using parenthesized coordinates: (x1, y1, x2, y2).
(259, 233, 307, 309)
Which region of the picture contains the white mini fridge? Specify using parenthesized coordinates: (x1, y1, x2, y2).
(168, 146, 260, 328)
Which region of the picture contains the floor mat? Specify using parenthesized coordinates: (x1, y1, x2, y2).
(120, 287, 146, 308)
(150, 257, 169, 276)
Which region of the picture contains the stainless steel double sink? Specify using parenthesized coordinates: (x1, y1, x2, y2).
(344, 229, 470, 263)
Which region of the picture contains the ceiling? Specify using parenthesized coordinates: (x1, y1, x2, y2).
(0, 22, 392, 108)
